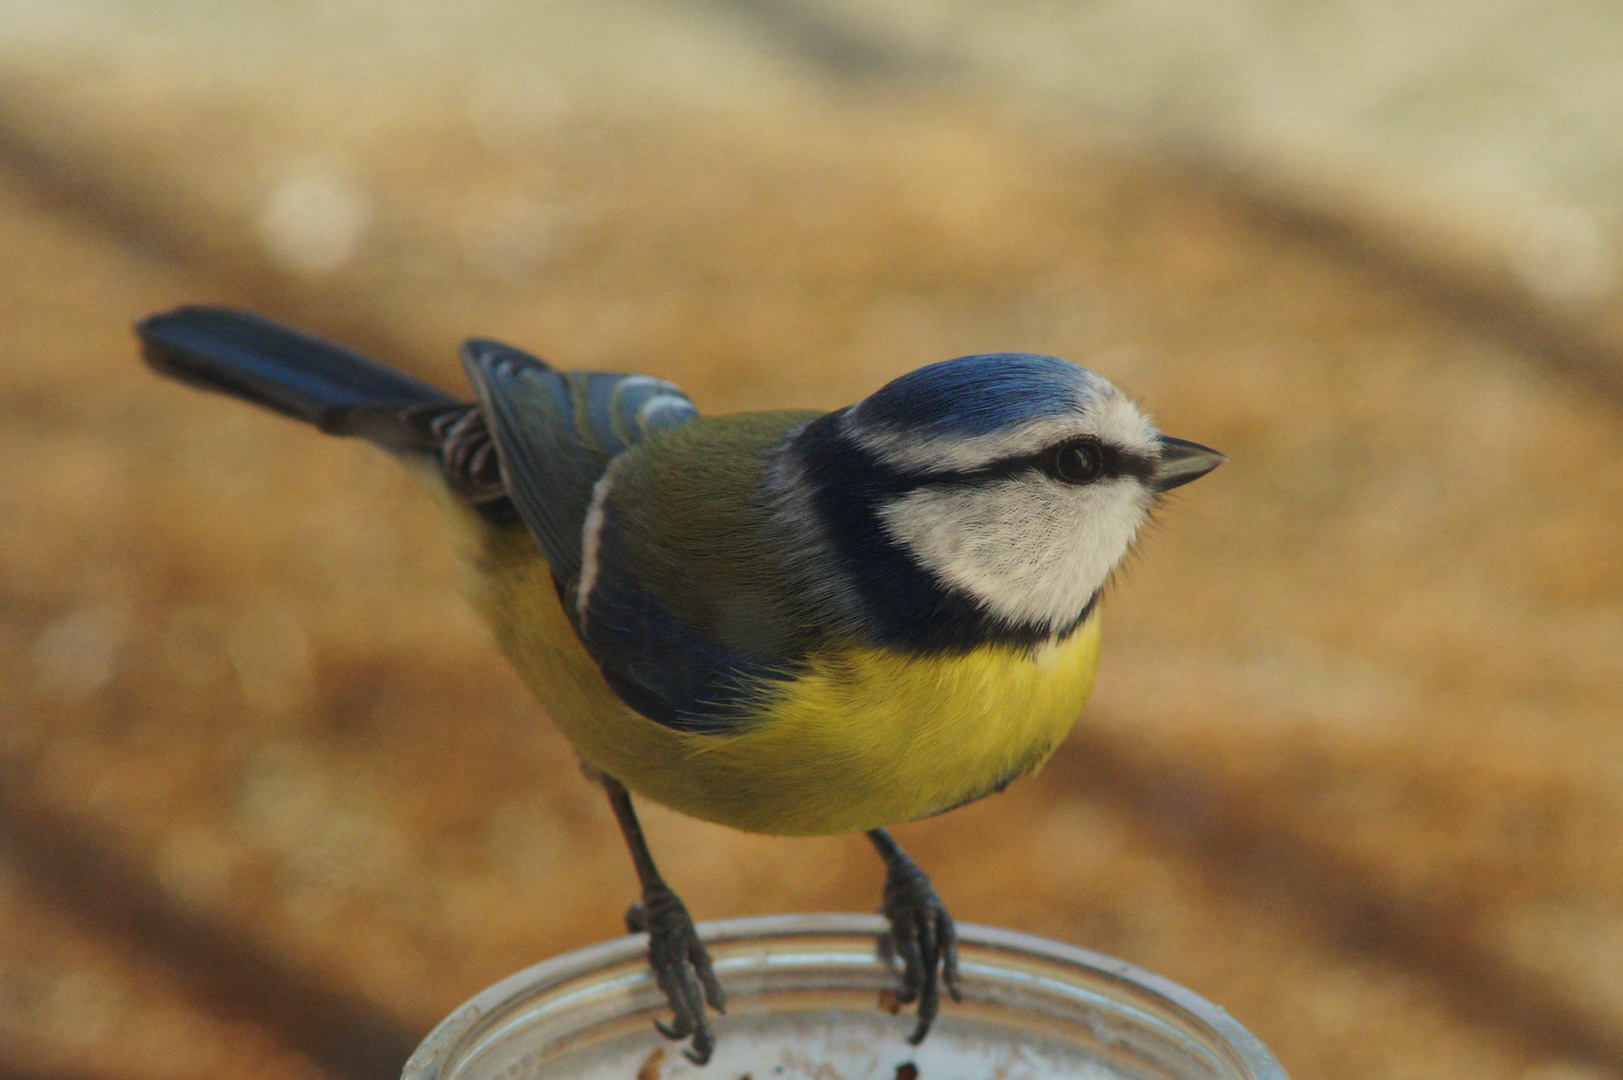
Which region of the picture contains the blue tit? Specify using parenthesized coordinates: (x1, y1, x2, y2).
(138, 306, 1224, 1064)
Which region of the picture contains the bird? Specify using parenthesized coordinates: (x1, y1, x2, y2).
(136, 305, 1224, 1065)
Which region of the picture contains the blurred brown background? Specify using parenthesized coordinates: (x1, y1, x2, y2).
(3, 3, 1623, 1080)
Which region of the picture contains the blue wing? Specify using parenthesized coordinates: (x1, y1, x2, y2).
(460, 339, 698, 590)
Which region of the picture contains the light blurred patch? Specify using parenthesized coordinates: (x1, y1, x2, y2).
(236, 742, 406, 900)
(42, 969, 127, 1049)
(1507, 204, 1616, 303)
(31, 603, 130, 703)
(257, 165, 371, 277)
(466, 61, 571, 159)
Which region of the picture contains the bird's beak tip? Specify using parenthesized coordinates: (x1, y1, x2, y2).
(1153, 436, 1225, 492)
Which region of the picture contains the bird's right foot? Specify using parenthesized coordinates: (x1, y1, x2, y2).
(627, 884, 726, 1065)
(868, 829, 961, 1045)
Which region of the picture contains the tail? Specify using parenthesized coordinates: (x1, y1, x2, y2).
(138, 305, 510, 512)
(137, 305, 461, 444)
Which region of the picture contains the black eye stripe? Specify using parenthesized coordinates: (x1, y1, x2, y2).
(908, 441, 1157, 488)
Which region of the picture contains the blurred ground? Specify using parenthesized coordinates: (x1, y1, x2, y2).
(1, 4, 1622, 1080)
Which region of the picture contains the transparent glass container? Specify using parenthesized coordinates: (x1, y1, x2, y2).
(402, 914, 1288, 1080)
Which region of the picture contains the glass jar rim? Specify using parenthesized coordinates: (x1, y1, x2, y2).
(404, 913, 1288, 1080)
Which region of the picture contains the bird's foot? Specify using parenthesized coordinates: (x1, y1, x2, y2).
(875, 849, 961, 1045)
(626, 884, 726, 1065)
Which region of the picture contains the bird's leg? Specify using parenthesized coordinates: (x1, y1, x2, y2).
(867, 828, 961, 1044)
(602, 774, 725, 1065)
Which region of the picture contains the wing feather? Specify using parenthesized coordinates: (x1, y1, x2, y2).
(460, 339, 698, 591)
(463, 339, 775, 731)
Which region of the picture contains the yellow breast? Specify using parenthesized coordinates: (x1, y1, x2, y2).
(471, 522, 1102, 836)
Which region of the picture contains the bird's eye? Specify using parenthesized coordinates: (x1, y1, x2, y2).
(1046, 438, 1105, 485)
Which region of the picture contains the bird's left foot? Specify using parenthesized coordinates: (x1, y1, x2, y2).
(869, 830, 961, 1044)
(626, 884, 726, 1065)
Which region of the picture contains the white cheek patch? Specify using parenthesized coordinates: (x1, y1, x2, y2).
(878, 475, 1153, 632)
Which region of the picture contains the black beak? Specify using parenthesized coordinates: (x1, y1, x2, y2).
(1154, 436, 1226, 492)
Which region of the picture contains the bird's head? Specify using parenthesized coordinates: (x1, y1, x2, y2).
(784, 353, 1223, 648)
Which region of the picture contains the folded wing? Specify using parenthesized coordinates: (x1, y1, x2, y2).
(460, 339, 699, 590)
(463, 340, 780, 732)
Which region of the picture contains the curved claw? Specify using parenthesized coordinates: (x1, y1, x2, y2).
(630, 885, 725, 1065)
(876, 848, 961, 1045)
(683, 1031, 715, 1067)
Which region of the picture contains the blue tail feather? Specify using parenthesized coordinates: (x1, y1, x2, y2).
(137, 306, 457, 436)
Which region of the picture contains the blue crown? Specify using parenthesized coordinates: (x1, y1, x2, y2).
(855, 353, 1094, 437)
